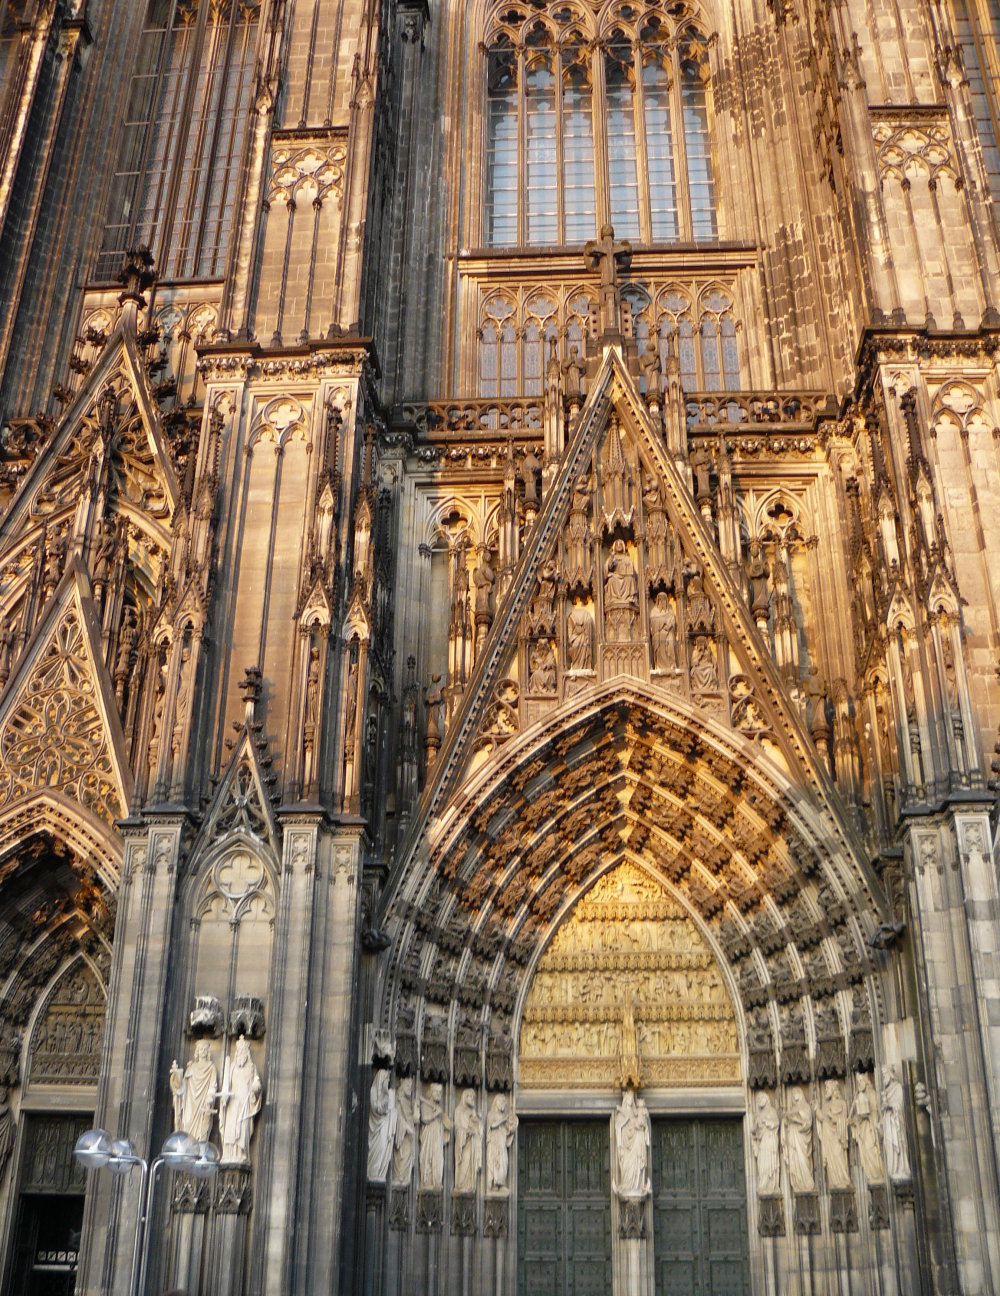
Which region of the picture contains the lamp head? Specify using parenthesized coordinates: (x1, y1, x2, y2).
(159, 1130, 200, 1167)
(73, 1128, 114, 1170)
(108, 1138, 141, 1174)
(190, 1142, 220, 1179)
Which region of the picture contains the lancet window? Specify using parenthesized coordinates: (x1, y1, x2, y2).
(484, 1, 717, 247)
(953, 0, 1000, 208)
(96, 0, 260, 282)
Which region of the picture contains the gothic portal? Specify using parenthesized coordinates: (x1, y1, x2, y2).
(2, 1, 1000, 1294)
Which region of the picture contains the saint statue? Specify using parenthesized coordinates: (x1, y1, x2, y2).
(783, 1085, 815, 1193)
(367, 1069, 397, 1182)
(567, 603, 594, 672)
(219, 1035, 263, 1166)
(817, 1079, 851, 1190)
(612, 1089, 651, 1199)
(640, 345, 662, 401)
(880, 1067, 911, 1182)
(751, 1090, 781, 1195)
(392, 1076, 416, 1186)
(453, 1088, 483, 1193)
(418, 1082, 451, 1191)
(486, 1094, 518, 1194)
(689, 635, 717, 692)
(174, 1040, 218, 1142)
(603, 540, 638, 642)
(850, 1072, 885, 1185)
(649, 593, 678, 672)
(529, 640, 557, 694)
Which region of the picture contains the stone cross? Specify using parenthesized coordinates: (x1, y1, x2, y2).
(585, 223, 632, 337)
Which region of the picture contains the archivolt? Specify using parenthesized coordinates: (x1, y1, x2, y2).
(378, 684, 887, 1091)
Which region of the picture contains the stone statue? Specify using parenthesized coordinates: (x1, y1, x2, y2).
(473, 551, 495, 620)
(529, 640, 557, 694)
(880, 1066, 910, 1181)
(219, 1035, 263, 1166)
(367, 1069, 397, 1182)
(690, 443, 712, 499)
(563, 345, 584, 402)
(170, 644, 193, 755)
(689, 635, 717, 692)
(640, 345, 662, 400)
(486, 1093, 518, 1194)
(612, 1089, 651, 1198)
(751, 1090, 781, 1195)
(649, 593, 678, 672)
(418, 1082, 451, 1191)
(783, 1085, 815, 1193)
(603, 540, 638, 642)
(686, 572, 714, 634)
(817, 1079, 851, 1190)
(169, 1059, 184, 1129)
(392, 1076, 416, 1186)
(521, 449, 541, 512)
(305, 646, 321, 725)
(174, 1040, 218, 1142)
(567, 603, 593, 671)
(850, 1072, 885, 1185)
(453, 1088, 482, 1193)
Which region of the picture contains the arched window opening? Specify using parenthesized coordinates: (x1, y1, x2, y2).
(482, 3, 718, 248)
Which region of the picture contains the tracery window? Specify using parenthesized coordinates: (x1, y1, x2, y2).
(96, 0, 259, 282)
(484, 2, 717, 247)
(478, 280, 741, 396)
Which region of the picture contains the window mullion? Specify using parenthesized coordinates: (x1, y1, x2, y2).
(671, 48, 693, 241)
(555, 47, 565, 243)
(633, 45, 652, 243)
(592, 46, 611, 230)
(518, 51, 527, 245)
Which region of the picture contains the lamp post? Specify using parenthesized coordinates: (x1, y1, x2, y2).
(74, 1128, 219, 1296)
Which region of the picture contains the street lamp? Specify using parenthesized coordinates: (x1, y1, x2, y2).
(74, 1128, 218, 1296)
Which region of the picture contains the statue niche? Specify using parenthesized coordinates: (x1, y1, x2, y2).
(518, 861, 739, 1089)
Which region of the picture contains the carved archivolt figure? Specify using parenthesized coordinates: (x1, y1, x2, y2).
(219, 1036, 263, 1166)
(453, 1088, 483, 1193)
(751, 1090, 781, 1195)
(850, 1072, 885, 1185)
(392, 1076, 416, 1186)
(783, 1085, 815, 1193)
(612, 1089, 651, 1199)
(649, 593, 678, 672)
(880, 1066, 911, 1182)
(486, 1093, 518, 1194)
(817, 1079, 851, 1190)
(172, 1040, 218, 1142)
(367, 1069, 397, 1182)
(418, 1082, 451, 1191)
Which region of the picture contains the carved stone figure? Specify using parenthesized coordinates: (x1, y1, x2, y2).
(783, 1085, 815, 1193)
(612, 1089, 651, 1199)
(690, 635, 717, 692)
(175, 1040, 218, 1141)
(650, 593, 678, 672)
(686, 572, 714, 633)
(189, 994, 224, 1035)
(528, 640, 557, 695)
(0, 1088, 11, 1180)
(641, 345, 662, 400)
(818, 1079, 851, 1190)
(392, 1076, 416, 1186)
(751, 1090, 781, 1195)
(521, 449, 541, 512)
(219, 1035, 263, 1166)
(473, 551, 495, 620)
(850, 1072, 885, 1185)
(563, 345, 584, 402)
(603, 540, 638, 642)
(691, 443, 712, 499)
(419, 1082, 451, 1190)
(367, 1069, 397, 1182)
(567, 604, 593, 671)
(486, 1093, 518, 1194)
(453, 1088, 482, 1193)
(305, 646, 321, 725)
(880, 1066, 910, 1181)
(171, 644, 193, 755)
(565, 484, 592, 587)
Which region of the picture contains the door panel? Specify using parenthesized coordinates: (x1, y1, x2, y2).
(652, 1118, 749, 1296)
(518, 1120, 612, 1296)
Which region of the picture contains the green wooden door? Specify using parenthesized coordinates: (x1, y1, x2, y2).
(517, 1120, 612, 1296)
(652, 1118, 749, 1296)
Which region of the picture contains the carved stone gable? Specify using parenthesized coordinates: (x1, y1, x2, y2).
(0, 569, 131, 826)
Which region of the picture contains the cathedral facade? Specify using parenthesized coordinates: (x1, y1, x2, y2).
(1, 0, 1000, 1293)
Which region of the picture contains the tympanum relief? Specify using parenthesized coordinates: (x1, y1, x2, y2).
(518, 862, 739, 1088)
